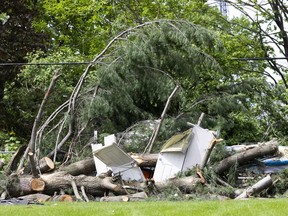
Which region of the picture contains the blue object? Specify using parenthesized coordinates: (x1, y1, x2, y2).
(262, 159, 288, 166)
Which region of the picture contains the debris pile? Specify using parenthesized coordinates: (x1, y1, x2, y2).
(1, 123, 288, 203)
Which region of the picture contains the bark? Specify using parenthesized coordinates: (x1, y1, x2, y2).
(213, 140, 278, 174)
(100, 192, 147, 202)
(235, 175, 273, 199)
(129, 153, 158, 167)
(59, 158, 95, 176)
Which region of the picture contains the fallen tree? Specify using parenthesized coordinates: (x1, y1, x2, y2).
(213, 139, 279, 174)
(6, 171, 123, 198)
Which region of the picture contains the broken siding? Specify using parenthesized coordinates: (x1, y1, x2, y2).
(153, 125, 215, 182)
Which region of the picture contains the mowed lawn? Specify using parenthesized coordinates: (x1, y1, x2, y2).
(0, 199, 287, 216)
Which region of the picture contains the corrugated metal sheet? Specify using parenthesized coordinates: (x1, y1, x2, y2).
(93, 143, 133, 166)
(92, 143, 145, 181)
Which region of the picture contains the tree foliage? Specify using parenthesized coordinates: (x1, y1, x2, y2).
(2, 0, 286, 162)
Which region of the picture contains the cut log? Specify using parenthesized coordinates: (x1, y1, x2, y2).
(18, 193, 51, 202)
(6, 177, 45, 197)
(129, 153, 158, 167)
(39, 157, 55, 173)
(100, 192, 147, 202)
(59, 158, 96, 176)
(31, 178, 45, 191)
(40, 171, 121, 196)
(235, 175, 273, 199)
(213, 140, 278, 174)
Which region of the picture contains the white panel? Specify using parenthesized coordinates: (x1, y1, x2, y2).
(153, 152, 185, 182)
(182, 125, 214, 170)
(104, 134, 117, 146)
(91, 144, 110, 175)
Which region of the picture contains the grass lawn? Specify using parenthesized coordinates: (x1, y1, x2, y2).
(0, 199, 287, 216)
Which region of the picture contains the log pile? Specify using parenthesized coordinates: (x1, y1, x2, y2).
(0, 138, 285, 203)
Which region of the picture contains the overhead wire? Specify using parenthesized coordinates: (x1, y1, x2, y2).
(0, 57, 287, 67)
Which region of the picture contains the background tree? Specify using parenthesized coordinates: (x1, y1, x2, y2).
(222, 0, 288, 141)
(0, 0, 48, 135)
(1, 0, 280, 163)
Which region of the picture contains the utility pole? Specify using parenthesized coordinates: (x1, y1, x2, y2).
(218, 0, 228, 16)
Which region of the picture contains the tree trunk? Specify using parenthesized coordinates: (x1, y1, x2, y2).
(213, 140, 278, 174)
(40, 171, 121, 196)
(235, 175, 273, 199)
(129, 153, 158, 167)
(59, 158, 96, 176)
(100, 192, 147, 202)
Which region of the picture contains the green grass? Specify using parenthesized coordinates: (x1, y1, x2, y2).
(0, 199, 287, 216)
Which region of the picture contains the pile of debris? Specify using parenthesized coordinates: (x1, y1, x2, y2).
(1, 124, 288, 203)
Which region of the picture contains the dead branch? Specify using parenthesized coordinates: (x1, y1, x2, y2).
(17, 70, 61, 174)
(4, 145, 27, 175)
(81, 186, 90, 202)
(145, 85, 180, 153)
(71, 179, 83, 201)
(200, 138, 223, 170)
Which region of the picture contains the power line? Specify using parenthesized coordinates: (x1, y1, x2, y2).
(234, 57, 288, 61)
(0, 61, 92, 66)
(0, 57, 287, 67)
